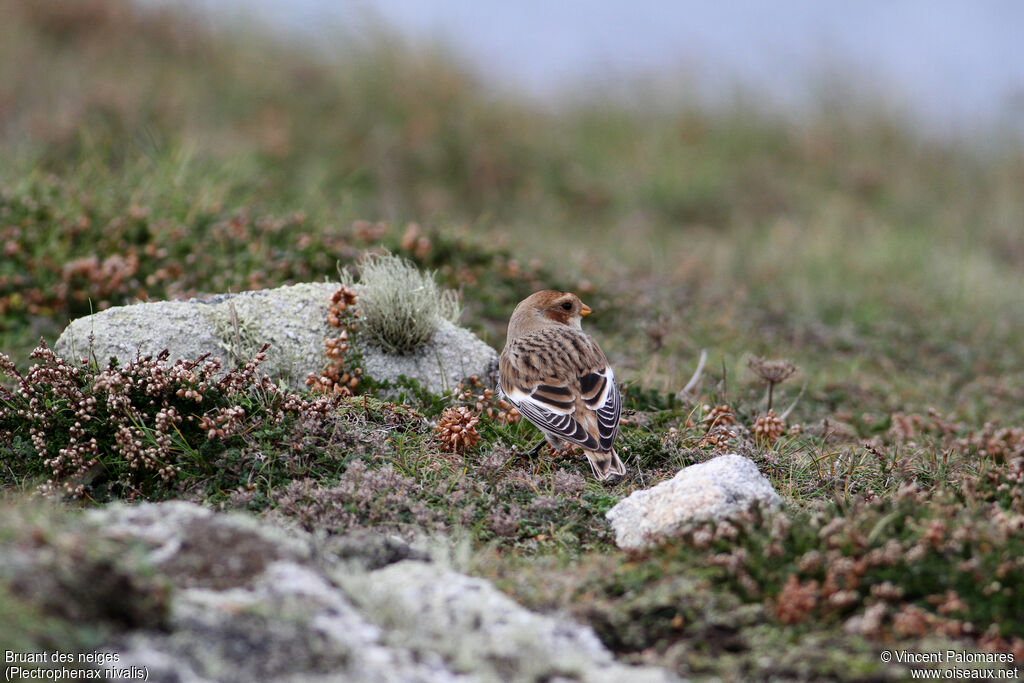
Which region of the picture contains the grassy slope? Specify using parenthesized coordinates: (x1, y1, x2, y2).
(2, 0, 1024, 679)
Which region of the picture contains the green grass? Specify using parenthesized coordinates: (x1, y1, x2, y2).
(2, 0, 1024, 678)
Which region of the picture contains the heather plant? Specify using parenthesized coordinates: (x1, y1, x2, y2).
(567, 485, 1024, 666)
(339, 251, 460, 355)
(274, 462, 448, 536)
(969, 456, 1024, 512)
(307, 285, 363, 397)
(268, 441, 617, 549)
(0, 182, 344, 327)
(0, 343, 336, 498)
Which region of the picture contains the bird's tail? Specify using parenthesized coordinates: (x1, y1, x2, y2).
(585, 448, 627, 481)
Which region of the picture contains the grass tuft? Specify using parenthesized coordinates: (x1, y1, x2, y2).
(341, 251, 461, 355)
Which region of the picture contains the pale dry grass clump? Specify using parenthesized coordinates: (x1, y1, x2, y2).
(341, 252, 460, 355)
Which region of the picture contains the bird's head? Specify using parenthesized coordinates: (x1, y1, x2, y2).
(512, 290, 591, 331)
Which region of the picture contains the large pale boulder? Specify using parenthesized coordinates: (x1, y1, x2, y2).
(356, 561, 676, 683)
(76, 502, 679, 683)
(54, 282, 497, 393)
(89, 502, 464, 682)
(606, 454, 782, 552)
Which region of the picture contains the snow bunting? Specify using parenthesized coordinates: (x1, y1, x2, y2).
(499, 290, 626, 481)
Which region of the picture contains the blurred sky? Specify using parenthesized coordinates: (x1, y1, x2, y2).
(144, 0, 1024, 135)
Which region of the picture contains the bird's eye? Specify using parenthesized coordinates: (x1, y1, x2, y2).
(561, 301, 573, 311)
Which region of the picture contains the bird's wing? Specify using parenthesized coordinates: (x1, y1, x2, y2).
(586, 369, 621, 451)
(499, 329, 620, 451)
(511, 393, 599, 449)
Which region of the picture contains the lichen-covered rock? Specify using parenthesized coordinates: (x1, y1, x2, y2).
(353, 561, 678, 683)
(76, 502, 678, 683)
(54, 283, 339, 389)
(323, 529, 431, 571)
(606, 454, 782, 552)
(0, 503, 169, 636)
(357, 317, 496, 395)
(112, 561, 464, 683)
(83, 502, 462, 682)
(54, 282, 497, 393)
(90, 501, 313, 590)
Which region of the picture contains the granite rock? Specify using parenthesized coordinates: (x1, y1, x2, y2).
(54, 282, 497, 393)
(606, 454, 782, 552)
(74, 502, 680, 683)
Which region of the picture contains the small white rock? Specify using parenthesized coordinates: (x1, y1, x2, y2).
(606, 454, 781, 552)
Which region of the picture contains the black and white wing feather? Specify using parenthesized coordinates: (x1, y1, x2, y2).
(499, 327, 621, 453)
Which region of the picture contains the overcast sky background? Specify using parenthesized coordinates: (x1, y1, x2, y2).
(143, 0, 1024, 136)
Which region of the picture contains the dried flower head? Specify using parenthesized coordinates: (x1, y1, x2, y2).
(328, 285, 359, 328)
(754, 410, 785, 445)
(352, 220, 387, 243)
(400, 222, 433, 260)
(436, 406, 481, 452)
(644, 315, 669, 351)
(699, 426, 738, 451)
(749, 356, 798, 411)
(892, 604, 932, 638)
(748, 356, 798, 384)
(702, 404, 736, 431)
(774, 574, 819, 625)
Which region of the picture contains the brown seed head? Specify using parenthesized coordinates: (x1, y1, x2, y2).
(754, 410, 785, 445)
(436, 406, 481, 452)
(702, 404, 736, 430)
(748, 356, 797, 385)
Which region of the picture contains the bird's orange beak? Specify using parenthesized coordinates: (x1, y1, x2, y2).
(580, 302, 592, 317)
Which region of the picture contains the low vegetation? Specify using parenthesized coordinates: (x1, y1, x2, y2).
(2, 0, 1023, 679)
(339, 251, 461, 355)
